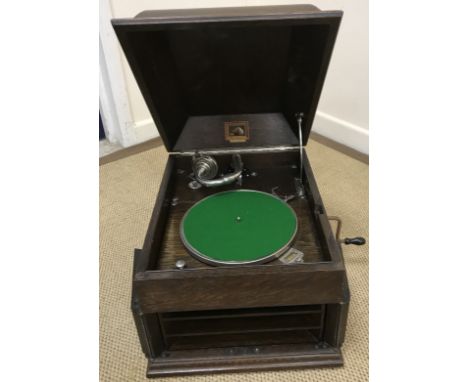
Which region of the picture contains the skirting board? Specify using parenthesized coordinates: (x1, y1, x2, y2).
(312, 111, 369, 155)
(133, 118, 159, 145)
(130, 112, 369, 155)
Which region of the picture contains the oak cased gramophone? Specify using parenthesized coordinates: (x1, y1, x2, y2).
(112, 4, 365, 378)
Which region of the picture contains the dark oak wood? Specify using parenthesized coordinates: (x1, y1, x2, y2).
(112, 4, 352, 378)
(166, 330, 319, 351)
(135, 266, 346, 313)
(139, 156, 174, 272)
(155, 152, 327, 271)
(112, 5, 342, 152)
(173, 113, 299, 152)
(156, 198, 326, 270)
(135, 4, 322, 19)
(129, 149, 350, 376)
(324, 302, 350, 348)
(131, 250, 153, 358)
(302, 150, 346, 265)
(146, 345, 343, 377)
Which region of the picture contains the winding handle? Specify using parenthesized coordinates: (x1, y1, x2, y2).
(328, 216, 366, 246)
(343, 237, 366, 245)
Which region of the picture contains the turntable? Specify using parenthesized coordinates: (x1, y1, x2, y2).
(181, 189, 298, 266)
(112, 4, 365, 378)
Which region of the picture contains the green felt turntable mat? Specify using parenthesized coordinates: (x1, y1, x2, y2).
(181, 190, 297, 265)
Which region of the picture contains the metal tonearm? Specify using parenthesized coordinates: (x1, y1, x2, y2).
(192, 153, 243, 188)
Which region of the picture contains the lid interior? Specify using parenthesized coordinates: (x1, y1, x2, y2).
(113, 8, 341, 152)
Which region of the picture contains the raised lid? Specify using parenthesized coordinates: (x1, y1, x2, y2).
(112, 5, 342, 152)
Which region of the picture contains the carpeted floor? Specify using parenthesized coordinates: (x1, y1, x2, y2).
(99, 139, 368, 381)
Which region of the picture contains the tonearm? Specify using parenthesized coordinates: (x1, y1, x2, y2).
(191, 153, 243, 188)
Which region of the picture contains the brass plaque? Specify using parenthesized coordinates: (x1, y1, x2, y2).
(224, 121, 250, 143)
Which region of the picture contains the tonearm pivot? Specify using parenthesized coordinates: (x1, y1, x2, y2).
(191, 153, 243, 188)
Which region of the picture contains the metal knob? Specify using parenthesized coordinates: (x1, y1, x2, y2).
(175, 259, 186, 270)
(343, 237, 366, 245)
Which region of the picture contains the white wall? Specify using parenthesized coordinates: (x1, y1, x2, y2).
(105, 0, 368, 153)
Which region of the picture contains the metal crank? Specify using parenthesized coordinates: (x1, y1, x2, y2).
(328, 216, 366, 246)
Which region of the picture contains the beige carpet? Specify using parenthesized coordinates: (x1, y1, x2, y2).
(100, 140, 369, 381)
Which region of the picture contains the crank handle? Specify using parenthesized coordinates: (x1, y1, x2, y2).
(328, 216, 366, 246)
(341, 237, 366, 245)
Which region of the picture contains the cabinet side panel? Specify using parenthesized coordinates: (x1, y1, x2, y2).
(303, 151, 344, 264)
(323, 302, 349, 347)
(131, 249, 152, 357)
(133, 250, 166, 358)
(139, 156, 175, 271)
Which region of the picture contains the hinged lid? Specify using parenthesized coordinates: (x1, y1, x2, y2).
(112, 5, 342, 152)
